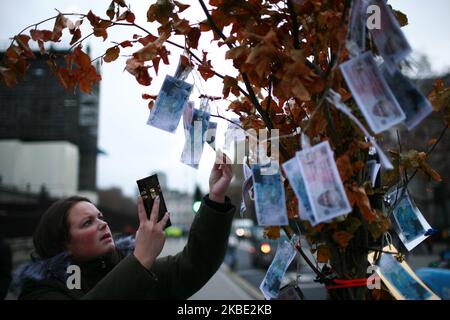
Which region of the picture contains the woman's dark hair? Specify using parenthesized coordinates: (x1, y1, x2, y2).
(33, 196, 91, 259)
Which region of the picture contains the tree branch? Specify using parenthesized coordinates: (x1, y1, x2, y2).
(197, 0, 292, 159)
(109, 20, 251, 100)
(210, 114, 245, 130)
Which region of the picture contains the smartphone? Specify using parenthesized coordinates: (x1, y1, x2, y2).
(136, 174, 171, 229)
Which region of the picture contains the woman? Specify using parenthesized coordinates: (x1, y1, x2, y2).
(11, 155, 235, 299)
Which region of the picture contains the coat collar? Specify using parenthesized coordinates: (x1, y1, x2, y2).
(10, 235, 136, 296)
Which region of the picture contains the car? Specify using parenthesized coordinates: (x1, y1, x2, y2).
(248, 226, 290, 269)
(231, 219, 254, 240)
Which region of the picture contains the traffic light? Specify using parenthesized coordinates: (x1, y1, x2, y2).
(192, 185, 203, 214)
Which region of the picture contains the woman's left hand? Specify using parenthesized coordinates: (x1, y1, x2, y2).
(209, 151, 233, 204)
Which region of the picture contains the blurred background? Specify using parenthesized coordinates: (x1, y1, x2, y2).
(0, 0, 449, 300)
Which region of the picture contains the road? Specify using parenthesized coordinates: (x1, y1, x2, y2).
(226, 238, 327, 300)
(162, 237, 327, 300)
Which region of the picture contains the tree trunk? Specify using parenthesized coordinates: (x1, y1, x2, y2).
(327, 208, 369, 300)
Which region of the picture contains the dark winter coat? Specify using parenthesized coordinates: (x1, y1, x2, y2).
(10, 196, 235, 300)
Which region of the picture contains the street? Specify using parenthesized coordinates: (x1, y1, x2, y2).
(161, 237, 327, 300)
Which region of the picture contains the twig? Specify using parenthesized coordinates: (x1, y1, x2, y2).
(388, 125, 448, 214)
(210, 114, 245, 130)
(109, 20, 251, 101)
(67, 32, 94, 52)
(10, 13, 86, 47)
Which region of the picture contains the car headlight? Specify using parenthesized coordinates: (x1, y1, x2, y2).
(260, 242, 271, 254)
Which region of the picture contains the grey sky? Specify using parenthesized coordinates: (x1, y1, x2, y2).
(1, 0, 449, 197)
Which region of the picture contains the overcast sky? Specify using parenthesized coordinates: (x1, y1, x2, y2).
(1, 0, 449, 197)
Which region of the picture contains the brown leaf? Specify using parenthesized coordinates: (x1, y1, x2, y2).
(317, 245, 330, 263)
(117, 10, 135, 23)
(0, 66, 18, 87)
(332, 231, 354, 248)
(106, 1, 115, 20)
(137, 34, 158, 46)
(187, 27, 201, 49)
(52, 14, 68, 41)
(87, 11, 112, 41)
(147, 1, 175, 24)
(198, 51, 215, 81)
(133, 34, 168, 62)
(14, 35, 34, 58)
(222, 75, 240, 98)
(113, 0, 127, 7)
(119, 40, 133, 48)
(70, 29, 82, 45)
(174, 1, 190, 12)
(428, 138, 438, 146)
(104, 46, 120, 63)
(30, 29, 53, 42)
(393, 10, 408, 27)
(353, 187, 376, 223)
(264, 226, 280, 240)
(125, 58, 152, 86)
(336, 154, 353, 182)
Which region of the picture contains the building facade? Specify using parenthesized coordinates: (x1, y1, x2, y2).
(0, 50, 100, 194)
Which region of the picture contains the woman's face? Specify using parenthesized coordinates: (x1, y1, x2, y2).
(66, 201, 115, 260)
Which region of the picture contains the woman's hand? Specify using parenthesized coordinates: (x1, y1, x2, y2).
(133, 196, 169, 270)
(209, 151, 233, 204)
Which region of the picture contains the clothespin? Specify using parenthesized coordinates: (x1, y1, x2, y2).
(424, 228, 438, 237)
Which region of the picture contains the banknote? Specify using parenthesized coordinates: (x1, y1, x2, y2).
(180, 105, 210, 169)
(368, 245, 439, 300)
(147, 75, 193, 133)
(386, 187, 433, 251)
(296, 141, 352, 224)
(346, 0, 370, 55)
(368, 0, 412, 71)
(259, 238, 297, 299)
(340, 51, 406, 133)
(381, 65, 433, 130)
(251, 162, 289, 227)
(282, 157, 316, 225)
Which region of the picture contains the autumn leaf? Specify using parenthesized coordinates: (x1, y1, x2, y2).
(336, 154, 353, 182)
(106, 1, 115, 20)
(52, 14, 68, 41)
(187, 27, 201, 49)
(87, 11, 112, 41)
(0, 66, 18, 87)
(113, 0, 127, 7)
(222, 75, 240, 98)
(428, 138, 438, 146)
(125, 58, 152, 86)
(119, 40, 133, 48)
(133, 34, 168, 62)
(317, 245, 330, 263)
(227, 100, 254, 116)
(14, 35, 34, 59)
(428, 79, 450, 112)
(332, 231, 354, 248)
(30, 29, 53, 42)
(174, 1, 190, 12)
(104, 46, 120, 63)
(352, 187, 376, 223)
(117, 10, 136, 23)
(147, 0, 175, 24)
(393, 10, 408, 27)
(264, 226, 280, 240)
(198, 51, 215, 81)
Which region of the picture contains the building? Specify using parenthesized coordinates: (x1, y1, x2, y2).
(0, 140, 79, 198)
(0, 49, 100, 198)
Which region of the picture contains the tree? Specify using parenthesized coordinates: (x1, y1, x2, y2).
(1, 0, 449, 300)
